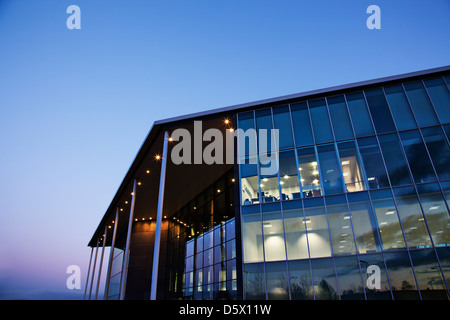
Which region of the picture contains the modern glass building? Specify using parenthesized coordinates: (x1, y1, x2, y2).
(86, 66, 450, 300)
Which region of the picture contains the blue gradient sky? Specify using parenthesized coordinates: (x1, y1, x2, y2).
(0, 0, 449, 299)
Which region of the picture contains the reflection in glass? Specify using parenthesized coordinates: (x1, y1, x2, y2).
(399, 130, 436, 183)
(327, 95, 354, 140)
(288, 259, 313, 300)
(370, 189, 406, 250)
(310, 258, 338, 300)
(283, 201, 309, 260)
(325, 195, 356, 256)
(416, 183, 450, 247)
(265, 261, 289, 300)
(421, 126, 450, 180)
(290, 102, 314, 147)
(392, 187, 432, 249)
(347, 192, 381, 254)
(309, 98, 334, 144)
(357, 137, 389, 189)
(364, 89, 396, 133)
(278, 150, 301, 200)
(345, 92, 375, 137)
(297, 147, 322, 197)
(241, 205, 264, 263)
(337, 141, 366, 192)
(273, 105, 294, 149)
(240, 155, 259, 205)
(424, 78, 450, 124)
(435, 247, 450, 294)
(409, 249, 448, 300)
(334, 256, 365, 300)
(304, 198, 332, 258)
(262, 203, 286, 262)
(404, 81, 439, 127)
(359, 253, 392, 300)
(384, 85, 417, 130)
(243, 263, 265, 300)
(317, 144, 344, 195)
(383, 251, 420, 300)
(378, 133, 412, 187)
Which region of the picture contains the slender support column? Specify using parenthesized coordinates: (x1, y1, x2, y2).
(104, 207, 119, 300)
(83, 247, 94, 300)
(119, 179, 137, 300)
(95, 225, 108, 300)
(88, 239, 100, 300)
(150, 131, 169, 300)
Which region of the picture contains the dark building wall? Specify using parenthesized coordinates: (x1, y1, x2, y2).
(125, 220, 168, 299)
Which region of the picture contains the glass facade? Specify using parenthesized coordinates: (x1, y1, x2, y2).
(238, 75, 450, 300)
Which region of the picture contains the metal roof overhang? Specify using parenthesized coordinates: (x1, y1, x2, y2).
(88, 65, 450, 247)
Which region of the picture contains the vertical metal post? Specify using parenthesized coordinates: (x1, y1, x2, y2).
(150, 131, 169, 300)
(120, 178, 137, 300)
(104, 207, 119, 300)
(95, 225, 108, 300)
(88, 239, 100, 300)
(83, 247, 94, 300)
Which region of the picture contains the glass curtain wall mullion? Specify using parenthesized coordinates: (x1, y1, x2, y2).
(288, 104, 298, 148)
(342, 94, 359, 138)
(324, 96, 338, 142)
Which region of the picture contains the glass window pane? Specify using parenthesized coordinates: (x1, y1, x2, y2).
(370, 189, 406, 250)
(421, 126, 450, 180)
(265, 261, 289, 300)
(283, 201, 308, 260)
(337, 141, 366, 192)
(290, 102, 314, 147)
(327, 95, 354, 140)
(364, 89, 396, 133)
(255, 108, 274, 152)
(304, 198, 332, 258)
(243, 263, 265, 299)
(297, 147, 322, 197)
(399, 130, 436, 183)
(310, 257, 338, 300)
(259, 152, 280, 203)
(347, 192, 381, 254)
(273, 105, 294, 149)
(444, 124, 450, 142)
(288, 259, 313, 300)
(404, 81, 439, 127)
(409, 249, 448, 300)
(435, 247, 450, 293)
(279, 150, 300, 200)
(424, 78, 450, 124)
(240, 155, 259, 205)
(309, 98, 334, 144)
(345, 92, 375, 137)
(392, 186, 432, 249)
(378, 133, 412, 186)
(241, 205, 263, 263)
(384, 85, 417, 130)
(237, 111, 256, 156)
(317, 144, 344, 195)
(357, 137, 389, 189)
(383, 251, 420, 300)
(416, 183, 450, 247)
(262, 203, 286, 261)
(325, 195, 356, 255)
(334, 256, 365, 300)
(400, 130, 436, 183)
(359, 253, 392, 300)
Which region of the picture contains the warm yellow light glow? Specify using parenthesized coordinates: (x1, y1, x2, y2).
(168, 137, 173, 142)
(125, 201, 128, 204)
(224, 119, 230, 124)
(155, 155, 161, 160)
(120, 208, 123, 212)
(217, 189, 221, 193)
(231, 178, 235, 182)
(137, 182, 141, 186)
(146, 170, 150, 174)
(283, 175, 289, 179)
(312, 179, 319, 184)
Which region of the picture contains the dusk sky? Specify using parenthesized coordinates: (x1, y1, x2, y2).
(0, 0, 449, 299)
